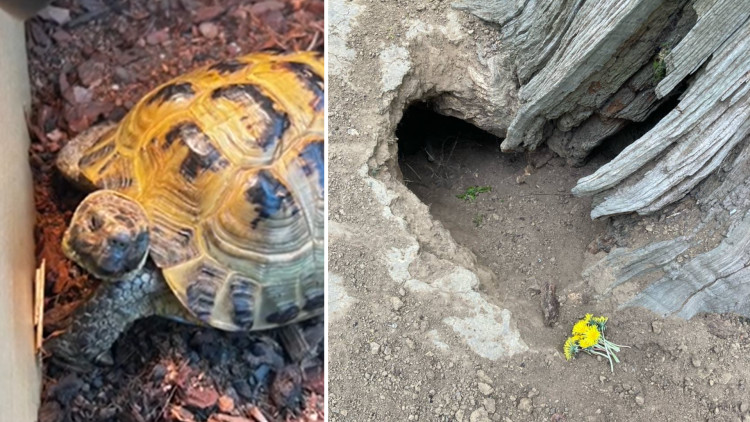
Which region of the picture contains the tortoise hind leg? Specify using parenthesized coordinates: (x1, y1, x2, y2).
(44, 264, 169, 371)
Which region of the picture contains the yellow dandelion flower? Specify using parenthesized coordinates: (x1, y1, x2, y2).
(592, 316, 608, 325)
(578, 325, 601, 349)
(572, 314, 593, 335)
(563, 336, 580, 361)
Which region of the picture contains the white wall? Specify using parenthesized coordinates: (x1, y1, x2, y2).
(0, 7, 41, 421)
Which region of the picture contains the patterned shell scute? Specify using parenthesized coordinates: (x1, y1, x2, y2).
(74, 52, 324, 331)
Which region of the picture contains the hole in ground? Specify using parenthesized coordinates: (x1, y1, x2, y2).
(395, 101, 611, 340)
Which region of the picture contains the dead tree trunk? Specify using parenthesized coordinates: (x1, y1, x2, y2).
(451, 0, 750, 318)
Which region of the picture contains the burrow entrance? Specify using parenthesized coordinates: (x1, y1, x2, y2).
(395, 102, 610, 325)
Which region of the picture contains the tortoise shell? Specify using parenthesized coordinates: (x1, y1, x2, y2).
(73, 52, 324, 331)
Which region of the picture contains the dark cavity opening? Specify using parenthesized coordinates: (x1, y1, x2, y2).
(592, 89, 684, 161)
(394, 101, 608, 319)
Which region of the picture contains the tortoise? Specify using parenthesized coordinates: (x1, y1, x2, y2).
(45, 51, 325, 369)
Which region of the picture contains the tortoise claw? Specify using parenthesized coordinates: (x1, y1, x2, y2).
(44, 333, 107, 373)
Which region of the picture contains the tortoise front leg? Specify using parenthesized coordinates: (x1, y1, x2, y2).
(44, 264, 171, 371)
(55, 122, 117, 188)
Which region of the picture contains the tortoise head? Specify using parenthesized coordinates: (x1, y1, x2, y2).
(63, 190, 150, 280)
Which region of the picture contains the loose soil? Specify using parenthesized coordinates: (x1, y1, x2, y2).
(326, 1, 750, 420)
(27, 1, 323, 421)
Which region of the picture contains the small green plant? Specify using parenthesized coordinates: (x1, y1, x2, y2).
(653, 45, 670, 83)
(457, 186, 492, 202)
(473, 214, 484, 227)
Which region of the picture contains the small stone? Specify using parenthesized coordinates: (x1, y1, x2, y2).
(391, 296, 404, 311)
(72, 86, 92, 103)
(651, 321, 663, 335)
(476, 370, 493, 384)
(719, 372, 732, 385)
(113, 66, 133, 83)
(37, 6, 71, 25)
(146, 28, 170, 45)
(398, 288, 406, 296)
(645, 224, 654, 232)
(478, 382, 494, 396)
(567, 292, 583, 305)
(455, 409, 465, 422)
(218, 395, 234, 413)
(404, 338, 415, 349)
(199, 22, 219, 39)
(370, 342, 380, 355)
(635, 395, 645, 406)
(77, 59, 106, 87)
(599, 376, 607, 383)
(483, 398, 496, 413)
(518, 397, 533, 413)
(527, 388, 539, 398)
(470, 408, 490, 422)
(692, 357, 702, 367)
(739, 402, 748, 413)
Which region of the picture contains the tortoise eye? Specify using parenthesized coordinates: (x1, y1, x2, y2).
(88, 214, 103, 231)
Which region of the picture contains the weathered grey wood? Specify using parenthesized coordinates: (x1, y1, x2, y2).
(655, 0, 750, 98)
(627, 210, 750, 318)
(452, 0, 750, 319)
(573, 18, 750, 218)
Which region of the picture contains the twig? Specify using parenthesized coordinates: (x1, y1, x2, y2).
(403, 162, 422, 181)
(306, 30, 320, 51)
(35, 260, 46, 355)
(249, 406, 270, 422)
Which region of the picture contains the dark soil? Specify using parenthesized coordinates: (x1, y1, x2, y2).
(27, 1, 324, 421)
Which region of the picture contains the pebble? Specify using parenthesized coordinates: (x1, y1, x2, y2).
(719, 372, 732, 385)
(518, 398, 533, 413)
(404, 338, 415, 349)
(477, 382, 494, 396)
(72, 85, 92, 103)
(391, 296, 404, 311)
(199, 22, 219, 39)
(38, 5, 71, 25)
(692, 357, 702, 367)
(146, 28, 170, 45)
(370, 342, 381, 355)
(218, 395, 234, 413)
(469, 408, 491, 422)
(740, 401, 748, 413)
(483, 398, 496, 413)
(635, 395, 645, 406)
(651, 320, 663, 334)
(476, 370, 493, 384)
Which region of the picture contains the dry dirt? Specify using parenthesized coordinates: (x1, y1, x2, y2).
(326, 0, 750, 421)
(27, 1, 323, 421)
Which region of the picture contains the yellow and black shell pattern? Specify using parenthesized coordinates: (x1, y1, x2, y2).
(73, 52, 324, 331)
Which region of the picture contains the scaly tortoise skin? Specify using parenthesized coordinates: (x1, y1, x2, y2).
(47, 51, 324, 368)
